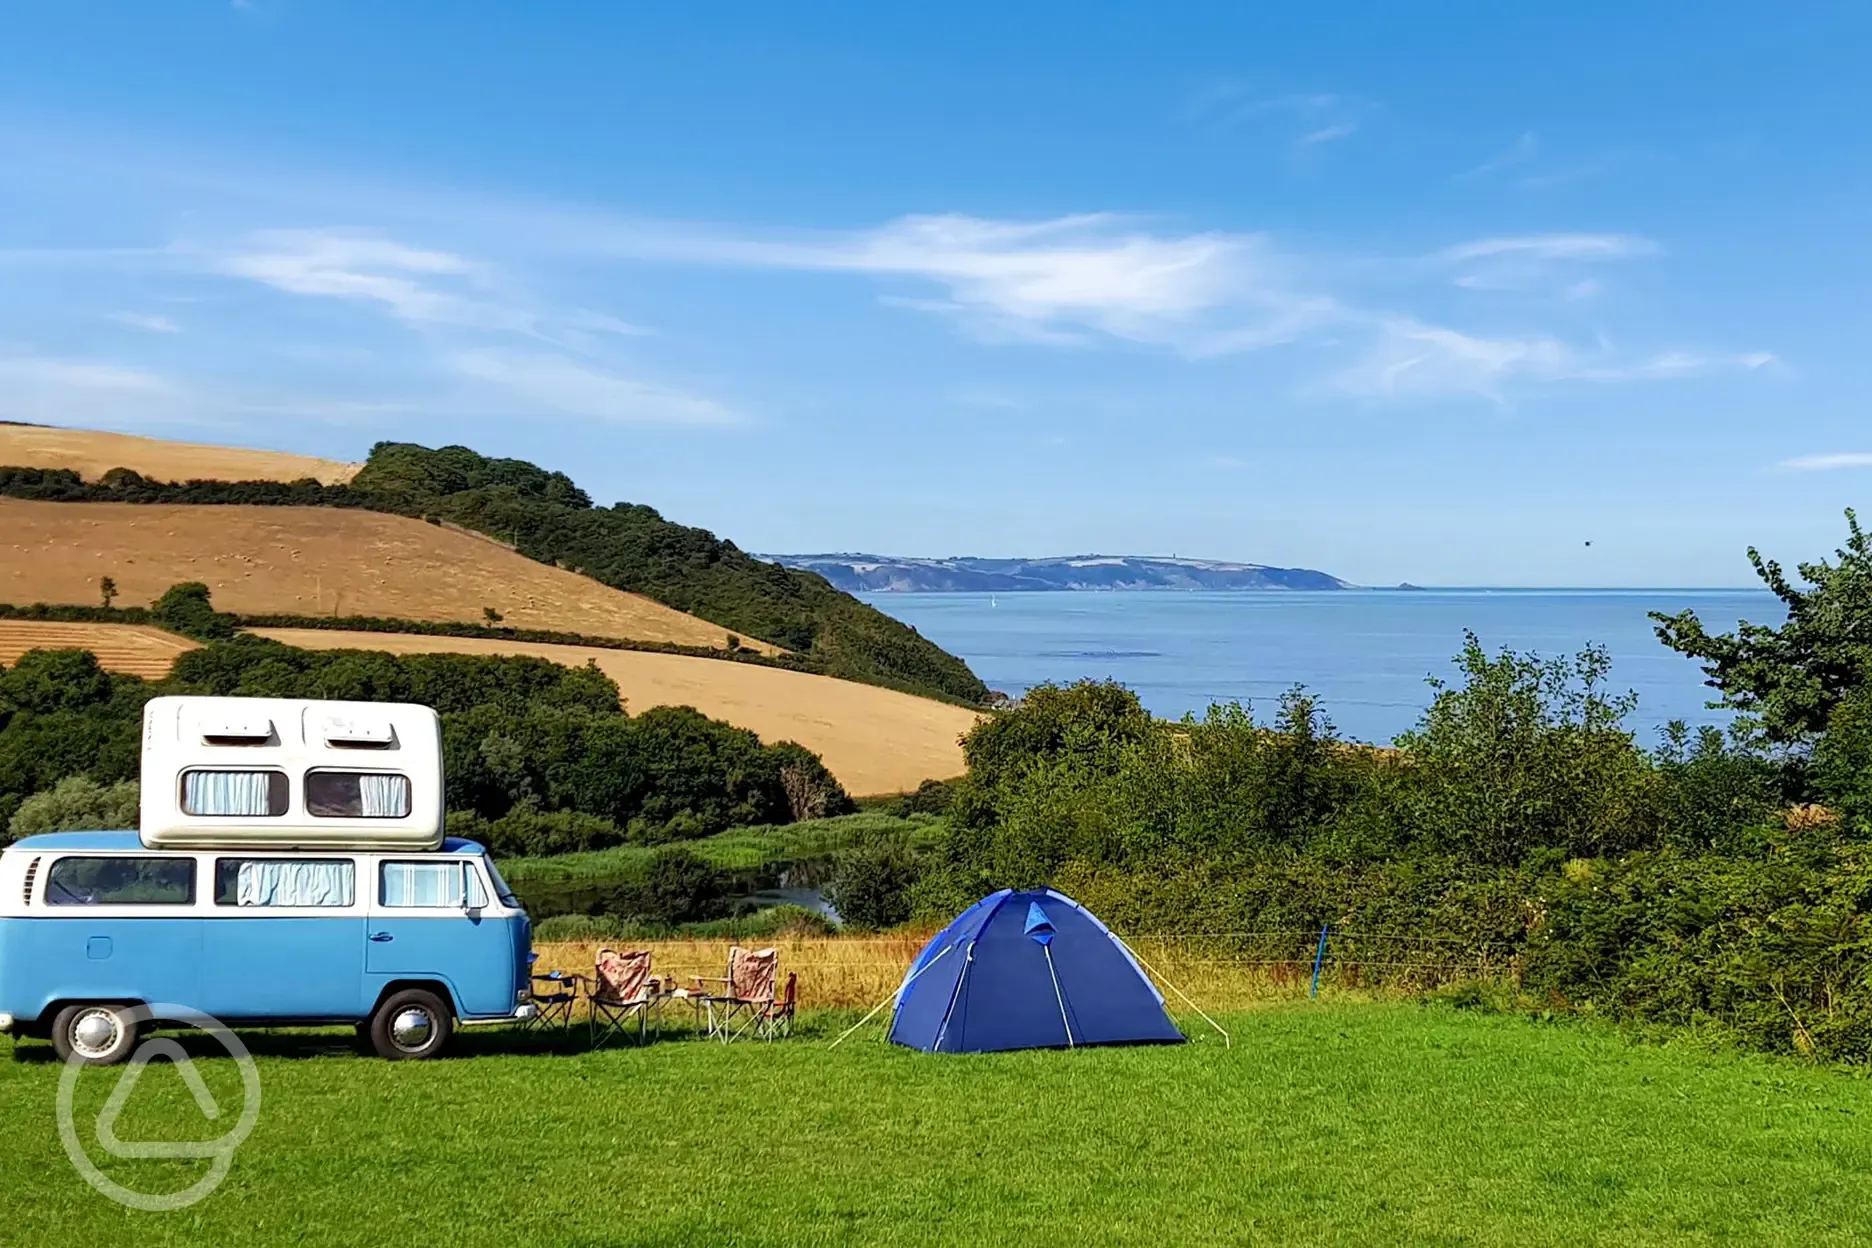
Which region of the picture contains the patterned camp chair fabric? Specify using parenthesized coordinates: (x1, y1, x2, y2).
(755, 972, 797, 1041)
(594, 948, 652, 1005)
(729, 947, 778, 1005)
(587, 948, 656, 1048)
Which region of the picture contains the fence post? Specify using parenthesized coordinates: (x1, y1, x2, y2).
(1310, 922, 1329, 998)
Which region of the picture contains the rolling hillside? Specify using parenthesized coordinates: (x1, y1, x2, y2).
(0, 434, 991, 704)
(250, 628, 976, 794)
(0, 499, 778, 653)
(0, 423, 359, 485)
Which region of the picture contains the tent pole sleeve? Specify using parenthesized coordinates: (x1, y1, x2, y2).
(1043, 944, 1075, 1048)
(828, 942, 954, 1050)
(933, 940, 975, 1052)
(1121, 940, 1231, 1049)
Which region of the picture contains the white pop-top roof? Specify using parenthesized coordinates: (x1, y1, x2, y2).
(138, 695, 445, 852)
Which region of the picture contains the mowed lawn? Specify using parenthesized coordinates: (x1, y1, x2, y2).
(4, 1003, 1871, 1246)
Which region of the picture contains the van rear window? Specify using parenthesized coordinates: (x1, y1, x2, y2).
(44, 857, 196, 906)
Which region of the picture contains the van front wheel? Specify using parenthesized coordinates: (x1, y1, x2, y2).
(51, 1003, 139, 1066)
(368, 989, 452, 1060)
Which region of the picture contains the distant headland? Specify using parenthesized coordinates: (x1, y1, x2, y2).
(762, 553, 1352, 592)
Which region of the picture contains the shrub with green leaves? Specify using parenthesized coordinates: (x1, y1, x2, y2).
(7, 776, 141, 843)
(825, 836, 923, 930)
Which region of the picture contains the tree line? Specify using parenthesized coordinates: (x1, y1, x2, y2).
(0, 632, 851, 855)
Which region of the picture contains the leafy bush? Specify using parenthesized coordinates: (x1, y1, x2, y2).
(825, 836, 924, 930)
(1390, 634, 1655, 864)
(446, 809, 627, 858)
(1653, 508, 1872, 743)
(885, 778, 957, 818)
(153, 582, 237, 640)
(610, 847, 733, 926)
(7, 776, 140, 842)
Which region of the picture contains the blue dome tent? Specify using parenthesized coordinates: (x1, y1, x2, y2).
(886, 888, 1185, 1053)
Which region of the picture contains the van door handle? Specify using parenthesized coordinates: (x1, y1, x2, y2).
(370, 932, 394, 942)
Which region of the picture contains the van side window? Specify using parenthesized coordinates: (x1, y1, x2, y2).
(215, 859, 356, 907)
(305, 771, 411, 818)
(181, 769, 289, 817)
(44, 856, 196, 906)
(380, 861, 488, 908)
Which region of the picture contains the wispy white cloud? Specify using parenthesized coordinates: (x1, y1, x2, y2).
(214, 230, 506, 328)
(0, 354, 204, 426)
(1776, 452, 1872, 472)
(1183, 86, 1367, 151)
(106, 311, 182, 333)
(1458, 132, 1539, 180)
(1297, 122, 1358, 146)
(448, 350, 739, 426)
(1336, 321, 1775, 401)
(194, 228, 717, 426)
(1440, 234, 1656, 263)
(603, 212, 1332, 356)
(1438, 232, 1657, 296)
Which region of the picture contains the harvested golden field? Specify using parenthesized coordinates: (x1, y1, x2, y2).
(0, 619, 197, 679)
(0, 500, 778, 653)
(251, 627, 977, 794)
(0, 423, 360, 485)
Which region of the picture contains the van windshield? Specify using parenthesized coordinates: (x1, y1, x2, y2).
(483, 855, 520, 908)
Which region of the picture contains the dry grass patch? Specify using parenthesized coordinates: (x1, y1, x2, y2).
(0, 424, 359, 485)
(252, 627, 976, 794)
(534, 932, 1357, 1014)
(0, 619, 197, 679)
(0, 500, 778, 653)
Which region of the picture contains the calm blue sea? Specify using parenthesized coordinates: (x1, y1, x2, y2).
(862, 589, 1783, 746)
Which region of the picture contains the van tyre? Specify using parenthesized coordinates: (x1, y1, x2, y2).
(51, 1003, 140, 1066)
(369, 989, 453, 1060)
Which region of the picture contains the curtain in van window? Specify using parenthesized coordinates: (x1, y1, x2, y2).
(185, 770, 275, 816)
(357, 774, 409, 818)
(380, 861, 487, 908)
(236, 860, 355, 907)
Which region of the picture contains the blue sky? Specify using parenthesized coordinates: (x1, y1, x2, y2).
(2, 2, 1868, 586)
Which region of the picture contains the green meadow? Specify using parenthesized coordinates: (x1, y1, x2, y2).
(5, 1003, 1871, 1246)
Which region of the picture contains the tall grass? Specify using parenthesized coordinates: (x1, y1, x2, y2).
(530, 927, 1484, 1013)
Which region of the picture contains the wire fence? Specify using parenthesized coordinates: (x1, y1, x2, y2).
(533, 924, 1521, 1012)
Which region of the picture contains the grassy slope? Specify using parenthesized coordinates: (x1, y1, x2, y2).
(0, 499, 773, 651)
(500, 812, 945, 885)
(353, 442, 992, 704)
(7, 1004, 1872, 1245)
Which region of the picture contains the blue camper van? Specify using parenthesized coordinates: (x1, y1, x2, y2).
(0, 696, 535, 1063)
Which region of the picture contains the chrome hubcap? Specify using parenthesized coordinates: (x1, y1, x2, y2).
(72, 1010, 120, 1057)
(390, 1008, 433, 1049)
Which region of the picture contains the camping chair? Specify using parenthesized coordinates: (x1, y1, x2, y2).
(754, 972, 797, 1042)
(584, 948, 657, 1048)
(524, 951, 580, 1038)
(691, 946, 778, 1042)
